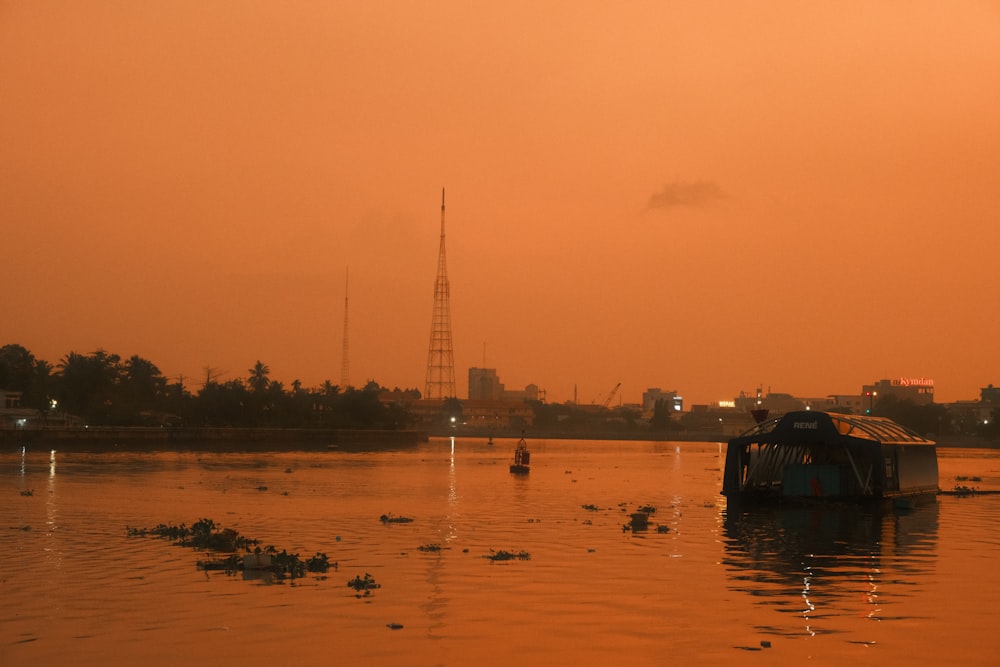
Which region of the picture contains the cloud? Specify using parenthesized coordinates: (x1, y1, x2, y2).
(646, 180, 726, 211)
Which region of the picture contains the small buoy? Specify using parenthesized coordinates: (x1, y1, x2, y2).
(336, 536, 341, 541)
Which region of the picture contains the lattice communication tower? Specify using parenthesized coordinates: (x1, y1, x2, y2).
(424, 188, 456, 399)
(340, 267, 350, 388)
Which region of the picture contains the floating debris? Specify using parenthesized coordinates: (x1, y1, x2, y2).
(304, 552, 333, 573)
(19, 489, 34, 497)
(379, 513, 414, 524)
(386, 623, 404, 630)
(197, 554, 242, 573)
(619, 502, 668, 533)
(127, 518, 334, 580)
(581, 504, 600, 511)
(484, 549, 531, 562)
(624, 512, 650, 532)
(347, 573, 380, 595)
(940, 486, 1000, 496)
(417, 544, 442, 552)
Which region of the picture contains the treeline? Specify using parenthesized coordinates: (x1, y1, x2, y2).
(0, 344, 417, 429)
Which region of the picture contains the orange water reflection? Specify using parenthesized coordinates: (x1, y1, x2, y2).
(1, 439, 998, 665)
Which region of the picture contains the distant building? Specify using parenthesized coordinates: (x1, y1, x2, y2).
(731, 389, 817, 416)
(684, 403, 755, 436)
(942, 384, 1000, 434)
(760, 392, 806, 414)
(377, 388, 421, 404)
(797, 397, 832, 411)
(468, 367, 502, 401)
(947, 399, 993, 431)
(733, 388, 764, 413)
(404, 397, 534, 431)
(499, 384, 541, 402)
(461, 399, 534, 430)
(826, 394, 866, 414)
(864, 377, 935, 410)
(467, 368, 540, 402)
(642, 388, 682, 414)
(0, 390, 39, 430)
(2, 390, 22, 409)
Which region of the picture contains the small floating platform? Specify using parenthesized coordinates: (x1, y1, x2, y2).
(509, 435, 530, 474)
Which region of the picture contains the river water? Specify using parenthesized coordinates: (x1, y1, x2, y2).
(2, 437, 998, 666)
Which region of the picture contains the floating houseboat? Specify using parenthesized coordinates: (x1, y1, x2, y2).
(722, 410, 938, 504)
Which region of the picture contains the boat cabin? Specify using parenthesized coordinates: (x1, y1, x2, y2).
(722, 411, 938, 503)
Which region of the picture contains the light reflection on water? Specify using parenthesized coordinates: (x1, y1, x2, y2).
(1, 439, 998, 665)
(721, 503, 939, 637)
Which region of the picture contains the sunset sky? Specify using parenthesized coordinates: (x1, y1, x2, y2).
(2, 2, 998, 407)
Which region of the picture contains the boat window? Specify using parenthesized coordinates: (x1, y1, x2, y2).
(832, 417, 859, 437)
(831, 414, 930, 445)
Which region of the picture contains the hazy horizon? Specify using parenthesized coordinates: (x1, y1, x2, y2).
(2, 2, 998, 407)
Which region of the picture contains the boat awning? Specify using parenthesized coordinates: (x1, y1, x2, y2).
(728, 411, 934, 450)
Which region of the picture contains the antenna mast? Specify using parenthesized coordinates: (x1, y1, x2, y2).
(424, 188, 456, 399)
(340, 268, 350, 388)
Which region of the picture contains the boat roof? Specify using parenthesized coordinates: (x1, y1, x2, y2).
(729, 410, 935, 447)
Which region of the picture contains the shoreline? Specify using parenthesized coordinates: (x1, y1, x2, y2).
(2, 426, 428, 452)
(4, 426, 996, 451)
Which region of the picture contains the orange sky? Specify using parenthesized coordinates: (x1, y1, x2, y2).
(2, 2, 998, 406)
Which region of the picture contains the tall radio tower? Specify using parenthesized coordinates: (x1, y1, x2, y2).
(340, 268, 350, 388)
(424, 188, 456, 399)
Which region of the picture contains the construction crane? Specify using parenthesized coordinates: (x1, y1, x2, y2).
(599, 382, 621, 408)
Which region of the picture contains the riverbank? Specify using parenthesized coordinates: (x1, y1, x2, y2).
(5, 426, 996, 451)
(430, 427, 1000, 448)
(1, 426, 428, 452)
(431, 428, 731, 442)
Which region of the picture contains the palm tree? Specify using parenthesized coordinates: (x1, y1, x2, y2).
(123, 354, 166, 404)
(57, 349, 121, 423)
(248, 361, 270, 394)
(0, 343, 36, 390)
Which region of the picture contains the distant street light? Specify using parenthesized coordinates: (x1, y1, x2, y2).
(866, 391, 878, 415)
